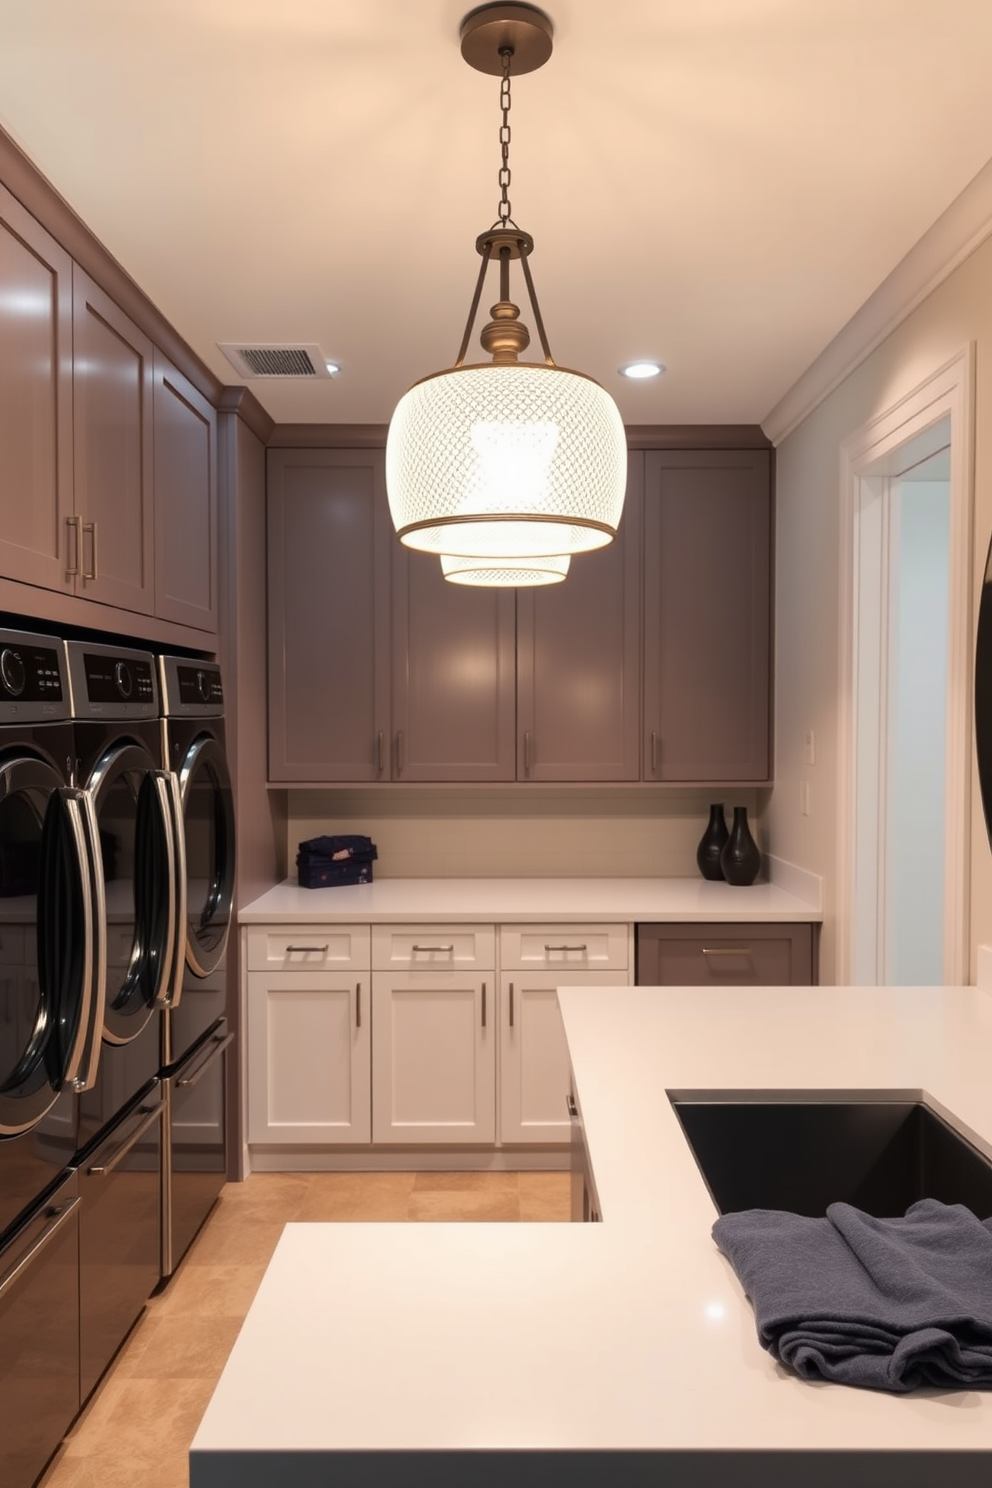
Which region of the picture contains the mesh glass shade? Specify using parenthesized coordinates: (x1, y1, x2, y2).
(386, 363, 627, 558)
(440, 553, 570, 586)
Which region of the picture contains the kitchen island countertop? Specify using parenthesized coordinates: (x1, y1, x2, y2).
(190, 983, 992, 1486)
(238, 874, 820, 923)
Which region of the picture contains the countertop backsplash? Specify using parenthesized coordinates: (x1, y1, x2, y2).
(283, 787, 765, 881)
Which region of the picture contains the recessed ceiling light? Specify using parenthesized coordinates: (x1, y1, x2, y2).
(325, 361, 341, 375)
(620, 361, 664, 380)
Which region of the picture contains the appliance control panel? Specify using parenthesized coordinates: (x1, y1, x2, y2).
(64, 640, 158, 720)
(0, 628, 70, 722)
(158, 655, 224, 717)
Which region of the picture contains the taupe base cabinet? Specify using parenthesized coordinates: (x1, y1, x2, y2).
(245, 921, 632, 1166)
(636, 922, 816, 987)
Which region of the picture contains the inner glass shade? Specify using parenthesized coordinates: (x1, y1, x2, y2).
(440, 553, 570, 586)
(387, 363, 627, 558)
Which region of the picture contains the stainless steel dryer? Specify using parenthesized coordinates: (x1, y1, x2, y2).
(158, 654, 235, 1276)
(0, 628, 103, 1488)
(64, 638, 181, 1397)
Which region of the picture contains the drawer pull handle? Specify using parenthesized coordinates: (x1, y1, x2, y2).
(545, 944, 588, 954)
(285, 944, 330, 953)
(701, 947, 752, 957)
(411, 944, 454, 954)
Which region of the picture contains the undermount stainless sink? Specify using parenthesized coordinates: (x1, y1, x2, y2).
(668, 1095, 992, 1218)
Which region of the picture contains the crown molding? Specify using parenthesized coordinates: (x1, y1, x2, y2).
(762, 155, 992, 446)
(217, 387, 276, 444)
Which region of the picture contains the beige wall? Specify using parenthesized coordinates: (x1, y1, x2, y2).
(283, 787, 763, 881)
(769, 232, 992, 983)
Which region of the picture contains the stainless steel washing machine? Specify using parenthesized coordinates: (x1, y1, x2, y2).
(0, 627, 103, 1488)
(158, 654, 235, 1276)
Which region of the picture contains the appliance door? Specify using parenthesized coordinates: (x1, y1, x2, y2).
(88, 742, 182, 1043)
(0, 768, 101, 1164)
(163, 1016, 231, 1276)
(175, 732, 235, 985)
(77, 1084, 163, 1400)
(0, 1170, 80, 1488)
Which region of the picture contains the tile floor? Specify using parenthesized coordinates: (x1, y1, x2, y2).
(38, 1169, 571, 1488)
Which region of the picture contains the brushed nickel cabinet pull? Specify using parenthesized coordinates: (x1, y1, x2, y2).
(285, 943, 329, 954)
(650, 730, 659, 772)
(481, 981, 487, 1028)
(356, 982, 362, 1029)
(377, 730, 384, 774)
(412, 944, 454, 954)
(82, 520, 98, 580)
(396, 730, 404, 774)
(65, 514, 82, 578)
(701, 947, 752, 957)
(524, 730, 532, 776)
(545, 943, 588, 954)
(509, 981, 514, 1028)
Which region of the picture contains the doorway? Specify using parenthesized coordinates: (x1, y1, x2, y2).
(838, 351, 972, 985)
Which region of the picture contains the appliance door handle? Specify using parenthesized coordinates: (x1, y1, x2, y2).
(701, 947, 752, 957)
(0, 1197, 80, 1303)
(59, 788, 104, 1093)
(161, 767, 188, 1008)
(87, 1101, 162, 1176)
(148, 771, 180, 1007)
(176, 1030, 235, 1089)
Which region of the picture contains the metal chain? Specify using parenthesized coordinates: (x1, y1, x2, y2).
(497, 47, 512, 224)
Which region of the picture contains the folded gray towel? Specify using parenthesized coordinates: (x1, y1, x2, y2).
(712, 1198, 992, 1391)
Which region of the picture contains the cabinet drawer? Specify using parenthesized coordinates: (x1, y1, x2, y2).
(636, 922, 815, 987)
(246, 924, 370, 972)
(500, 923, 628, 972)
(372, 924, 495, 971)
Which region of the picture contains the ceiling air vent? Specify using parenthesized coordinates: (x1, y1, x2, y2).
(218, 343, 336, 379)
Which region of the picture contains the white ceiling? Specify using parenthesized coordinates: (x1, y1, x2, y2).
(1, 0, 991, 429)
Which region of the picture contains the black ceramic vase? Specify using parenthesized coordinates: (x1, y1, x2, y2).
(695, 804, 729, 881)
(720, 806, 761, 887)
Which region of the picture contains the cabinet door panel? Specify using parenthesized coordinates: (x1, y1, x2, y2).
(516, 465, 642, 781)
(247, 972, 370, 1144)
(0, 184, 73, 592)
(392, 547, 515, 781)
(371, 973, 495, 1143)
(500, 971, 628, 1145)
(72, 268, 154, 614)
(153, 353, 217, 632)
(643, 450, 770, 781)
(268, 449, 391, 781)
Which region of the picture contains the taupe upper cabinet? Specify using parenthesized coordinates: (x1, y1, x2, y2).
(72, 267, 154, 615)
(0, 183, 73, 593)
(391, 546, 516, 782)
(642, 449, 771, 782)
(153, 353, 218, 632)
(268, 448, 392, 782)
(516, 461, 643, 782)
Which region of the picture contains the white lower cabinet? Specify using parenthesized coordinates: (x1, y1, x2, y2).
(371, 971, 495, 1143)
(499, 969, 628, 1145)
(247, 971, 371, 1144)
(244, 918, 630, 1159)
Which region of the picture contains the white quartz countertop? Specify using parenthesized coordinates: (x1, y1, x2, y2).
(191, 984, 992, 1486)
(238, 875, 820, 924)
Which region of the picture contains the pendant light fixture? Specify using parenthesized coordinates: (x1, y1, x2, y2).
(385, 3, 627, 575)
(440, 552, 570, 586)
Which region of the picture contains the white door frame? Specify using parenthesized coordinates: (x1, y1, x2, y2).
(836, 347, 974, 985)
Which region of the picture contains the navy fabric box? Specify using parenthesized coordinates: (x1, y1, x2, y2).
(296, 834, 377, 889)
